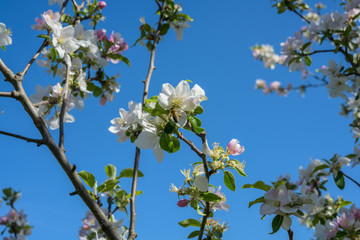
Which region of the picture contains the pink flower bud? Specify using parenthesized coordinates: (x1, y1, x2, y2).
(227, 139, 245, 156)
(177, 199, 189, 207)
(95, 29, 107, 41)
(98, 1, 106, 10)
(100, 95, 107, 106)
(0, 217, 8, 225)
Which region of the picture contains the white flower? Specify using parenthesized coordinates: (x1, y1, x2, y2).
(170, 21, 190, 41)
(158, 80, 205, 112)
(0, 23, 12, 47)
(134, 129, 164, 163)
(52, 25, 79, 58)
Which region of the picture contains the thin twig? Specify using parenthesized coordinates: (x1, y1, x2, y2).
(128, 1, 168, 239)
(342, 171, 360, 188)
(300, 49, 335, 56)
(21, 39, 49, 76)
(58, 62, 71, 151)
(33, 100, 50, 107)
(0, 130, 44, 146)
(292, 9, 310, 24)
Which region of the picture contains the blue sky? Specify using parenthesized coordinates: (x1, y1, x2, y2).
(0, 0, 358, 239)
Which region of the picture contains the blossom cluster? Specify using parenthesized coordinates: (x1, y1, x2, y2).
(0, 188, 32, 240)
(109, 80, 206, 162)
(27, 1, 129, 130)
(79, 210, 127, 240)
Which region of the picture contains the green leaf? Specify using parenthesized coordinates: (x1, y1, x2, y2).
(159, 23, 170, 36)
(200, 192, 221, 202)
(187, 230, 200, 239)
(312, 164, 329, 173)
(160, 133, 180, 153)
(37, 34, 50, 39)
(304, 55, 312, 66)
(93, 86, 102, 97)
(224, 170, 236, 191)
(248, 196, 265, 208)
(118, 168, 144, 178)
(178, 219, 202, 228)
(231, 159, 247, 177)
(242, 181, 272, 191)
(78, 171, 96, 188)
(0, 46, 5, 51)
(164, 122, 176, 134)
(196, 205, 206, 216)
(105, 164, 117, 179)
(301, 42, 312, 51)
(193, 106, 204, 115)
(270, 215, 283, 234)
(97, 179, 119, 193)
(50, 48, 57, 62)
(334, 171, 345, 190)
(188, 116, 204, 133)
(339, 200, 352, 209)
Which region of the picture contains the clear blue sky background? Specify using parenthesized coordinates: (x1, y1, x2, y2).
(0, 0, 358, 239)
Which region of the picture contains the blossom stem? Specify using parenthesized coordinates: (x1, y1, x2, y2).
(128, 1, 168, 239)
(287, 228, 294, 240)
(341, 171, 360, 188)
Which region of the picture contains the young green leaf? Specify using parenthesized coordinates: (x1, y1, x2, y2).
(78, 171, 96, 188)
(178, 219, 202, 228)
(105, 164, 117, 179)
(270, 215, 283, 234)
(224, 170, 236, 191)
(334, 171, 345, 190)
(118, 168, 144, 178)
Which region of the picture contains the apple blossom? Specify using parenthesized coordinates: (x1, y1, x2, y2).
(0, 23, 12, 47)
(170, 21, 190, 41)
(226, 139, 245, 156)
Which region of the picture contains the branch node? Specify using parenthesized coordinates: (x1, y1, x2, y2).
(72, 164, 77, 172)
(69, 191, 78, 196)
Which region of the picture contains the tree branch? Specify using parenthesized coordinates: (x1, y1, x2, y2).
(128, 1, 168, 239)
(0, 130, 44, 146)
(58, 62, 71, 151)
(287, 228, 294, 240)
(21, 38, 49, 77)
(0, 91, 20, 99)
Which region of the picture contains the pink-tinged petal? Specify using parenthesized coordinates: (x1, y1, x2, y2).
(98, 1, 106, 9)
(260, 203, 277, 215)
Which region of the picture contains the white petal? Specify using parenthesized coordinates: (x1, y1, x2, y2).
(158, 93, 172, 110)
(161, 83, 175, 96)
(152, 143, 164, 163)
(260, 203, 277, 215)
(177, 110, 187, 127)
(194, 175, 208, 192)
(202, 140, 212, 156)
(134, 130, 157, 149)
(180, 96, 200, 111)
(191, 84, 205, 99)
(282, 215, 292, 230)
(175, 80, 191, 99)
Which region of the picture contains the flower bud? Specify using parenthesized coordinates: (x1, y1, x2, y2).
(177, 199, 189, 207)
(227, 139, 245, 156)
(0, 216, 8, 224)
(98, 1, 106, 10)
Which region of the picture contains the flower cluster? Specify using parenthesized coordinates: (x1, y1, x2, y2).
(79, 210, 127, 240)
(109, 80, 207, 162)
(0, 188, 32, 240)
(251, 44, 285, 70)
(255, 79, 292, 96)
